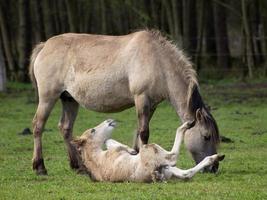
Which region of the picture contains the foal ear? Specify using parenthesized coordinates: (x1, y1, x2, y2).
(196, 108, 202, 121)
(71, 137, 86, 147)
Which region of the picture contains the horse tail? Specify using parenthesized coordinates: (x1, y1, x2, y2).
(29, 42, 45, 103)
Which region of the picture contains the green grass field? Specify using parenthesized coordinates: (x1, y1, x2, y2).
(0, 80, 267, 200)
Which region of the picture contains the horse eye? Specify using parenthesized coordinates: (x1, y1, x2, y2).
(91, 129, 96, 134)
(204, 135, 211, 141)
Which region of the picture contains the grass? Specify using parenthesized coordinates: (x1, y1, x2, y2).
(0, 80, 267, 200)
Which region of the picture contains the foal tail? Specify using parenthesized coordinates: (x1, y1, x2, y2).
(29, 42, 45, 103)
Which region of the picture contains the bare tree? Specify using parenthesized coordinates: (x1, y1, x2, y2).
(65, 0, 79, 32)
(32, 0, 45, 42)
(213, 0, 231, 75)
(0, 40, 6, 92)
(195, 0, 205, 71)
(182, 0, 198, 59)
(205, 0, 217, 61)
(43, 0, 56, 38)
(18, 0, 31, 82)
(0, 2, 16, 80)
(241, 0, 254, 78)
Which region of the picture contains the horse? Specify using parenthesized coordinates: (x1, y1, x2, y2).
(72, 119, 224, 182)
(29, 30, 220, 175)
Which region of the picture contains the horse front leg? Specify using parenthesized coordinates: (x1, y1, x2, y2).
(58, 97, 82, 170)
(133, 94, 155, 152)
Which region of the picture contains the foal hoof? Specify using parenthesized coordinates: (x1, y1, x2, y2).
(217, 154, 225, 161)
(129, 149, 138, 155)
(185, 120, 196, 129)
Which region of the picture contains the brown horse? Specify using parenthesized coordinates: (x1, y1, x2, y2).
(29, 30, 220, 175)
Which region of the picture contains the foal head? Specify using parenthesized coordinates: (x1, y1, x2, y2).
(72, 119, 116, 152)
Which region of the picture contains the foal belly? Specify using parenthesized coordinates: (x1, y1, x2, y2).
(68, 74, 134, 112)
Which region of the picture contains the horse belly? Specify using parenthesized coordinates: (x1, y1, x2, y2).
(68, 74, 134, 112)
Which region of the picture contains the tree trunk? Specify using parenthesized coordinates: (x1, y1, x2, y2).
(205, 0, 217, 61)
(171, 0, 179, 41)
(57, 0, 69, 33)
(195, 0, 205, 71)
(18, 0, 31, 82)
(43, 0, 56, 38)
(150, 0, 158, 28)
(0, 40, 6, 92)
(53, 0, 61, 34)
(213, 0, 231, 75)
(171, 0, 183, 44)
(0, 2, 16, 80)
(241, 0, 254, 78)
(182, 0, 198, 59)
(163, 1, 174, 36)
(32, 0, 45, 43)
(100, 0, 107, 34)
(250, 0, 264, 65)
(65, 0, 79, 32)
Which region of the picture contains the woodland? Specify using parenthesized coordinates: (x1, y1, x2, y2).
(0, 0, 267, 90)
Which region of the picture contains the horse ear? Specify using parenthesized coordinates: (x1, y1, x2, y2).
(196, 108, 202, 121)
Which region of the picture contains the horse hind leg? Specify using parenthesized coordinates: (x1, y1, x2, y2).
(58, 92, 82, 170)
(32, 98, 57, 175)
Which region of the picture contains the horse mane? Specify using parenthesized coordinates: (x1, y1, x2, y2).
(187, 85, 220, 144)
(147, 30, 199, 100)
(146, 30, 220, 144)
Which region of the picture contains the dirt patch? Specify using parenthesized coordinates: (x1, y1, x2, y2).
(18, 128, 32, 135)
(220, 135, 234, 143)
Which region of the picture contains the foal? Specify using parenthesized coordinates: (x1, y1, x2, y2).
(72, 119, 224, 182)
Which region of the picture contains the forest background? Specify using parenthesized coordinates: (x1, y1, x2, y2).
(0, 0, 267, 91)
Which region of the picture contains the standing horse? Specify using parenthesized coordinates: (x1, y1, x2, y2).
(29, 30, 220, 175)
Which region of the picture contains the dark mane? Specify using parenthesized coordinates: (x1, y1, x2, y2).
(147, 29, 220, 144)
(201, 107, 220, 144)
(187, 84, 220, 144)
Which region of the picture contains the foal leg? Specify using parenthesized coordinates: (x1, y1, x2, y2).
(58, 96, 81, 170)
(32, 98, 57, 175)
(163, 154, 224, 180)
(170, 120, 196, 155)
(133, 94, 155, 152)
(105, 139, 135, 154)
(160, 120, 196, 166)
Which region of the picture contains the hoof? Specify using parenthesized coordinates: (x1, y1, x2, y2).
(70, 160, 80, 170)
(186, 120, 196, 129)
(69, 154, 82, 170)
(217, 154, 225, 162)
(129, 149, 138, 155)
(76, 166, 89, 175)
(183, 120, 196, 129)
(36, 168, 48, 176)
(32, 158, 47, 175)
